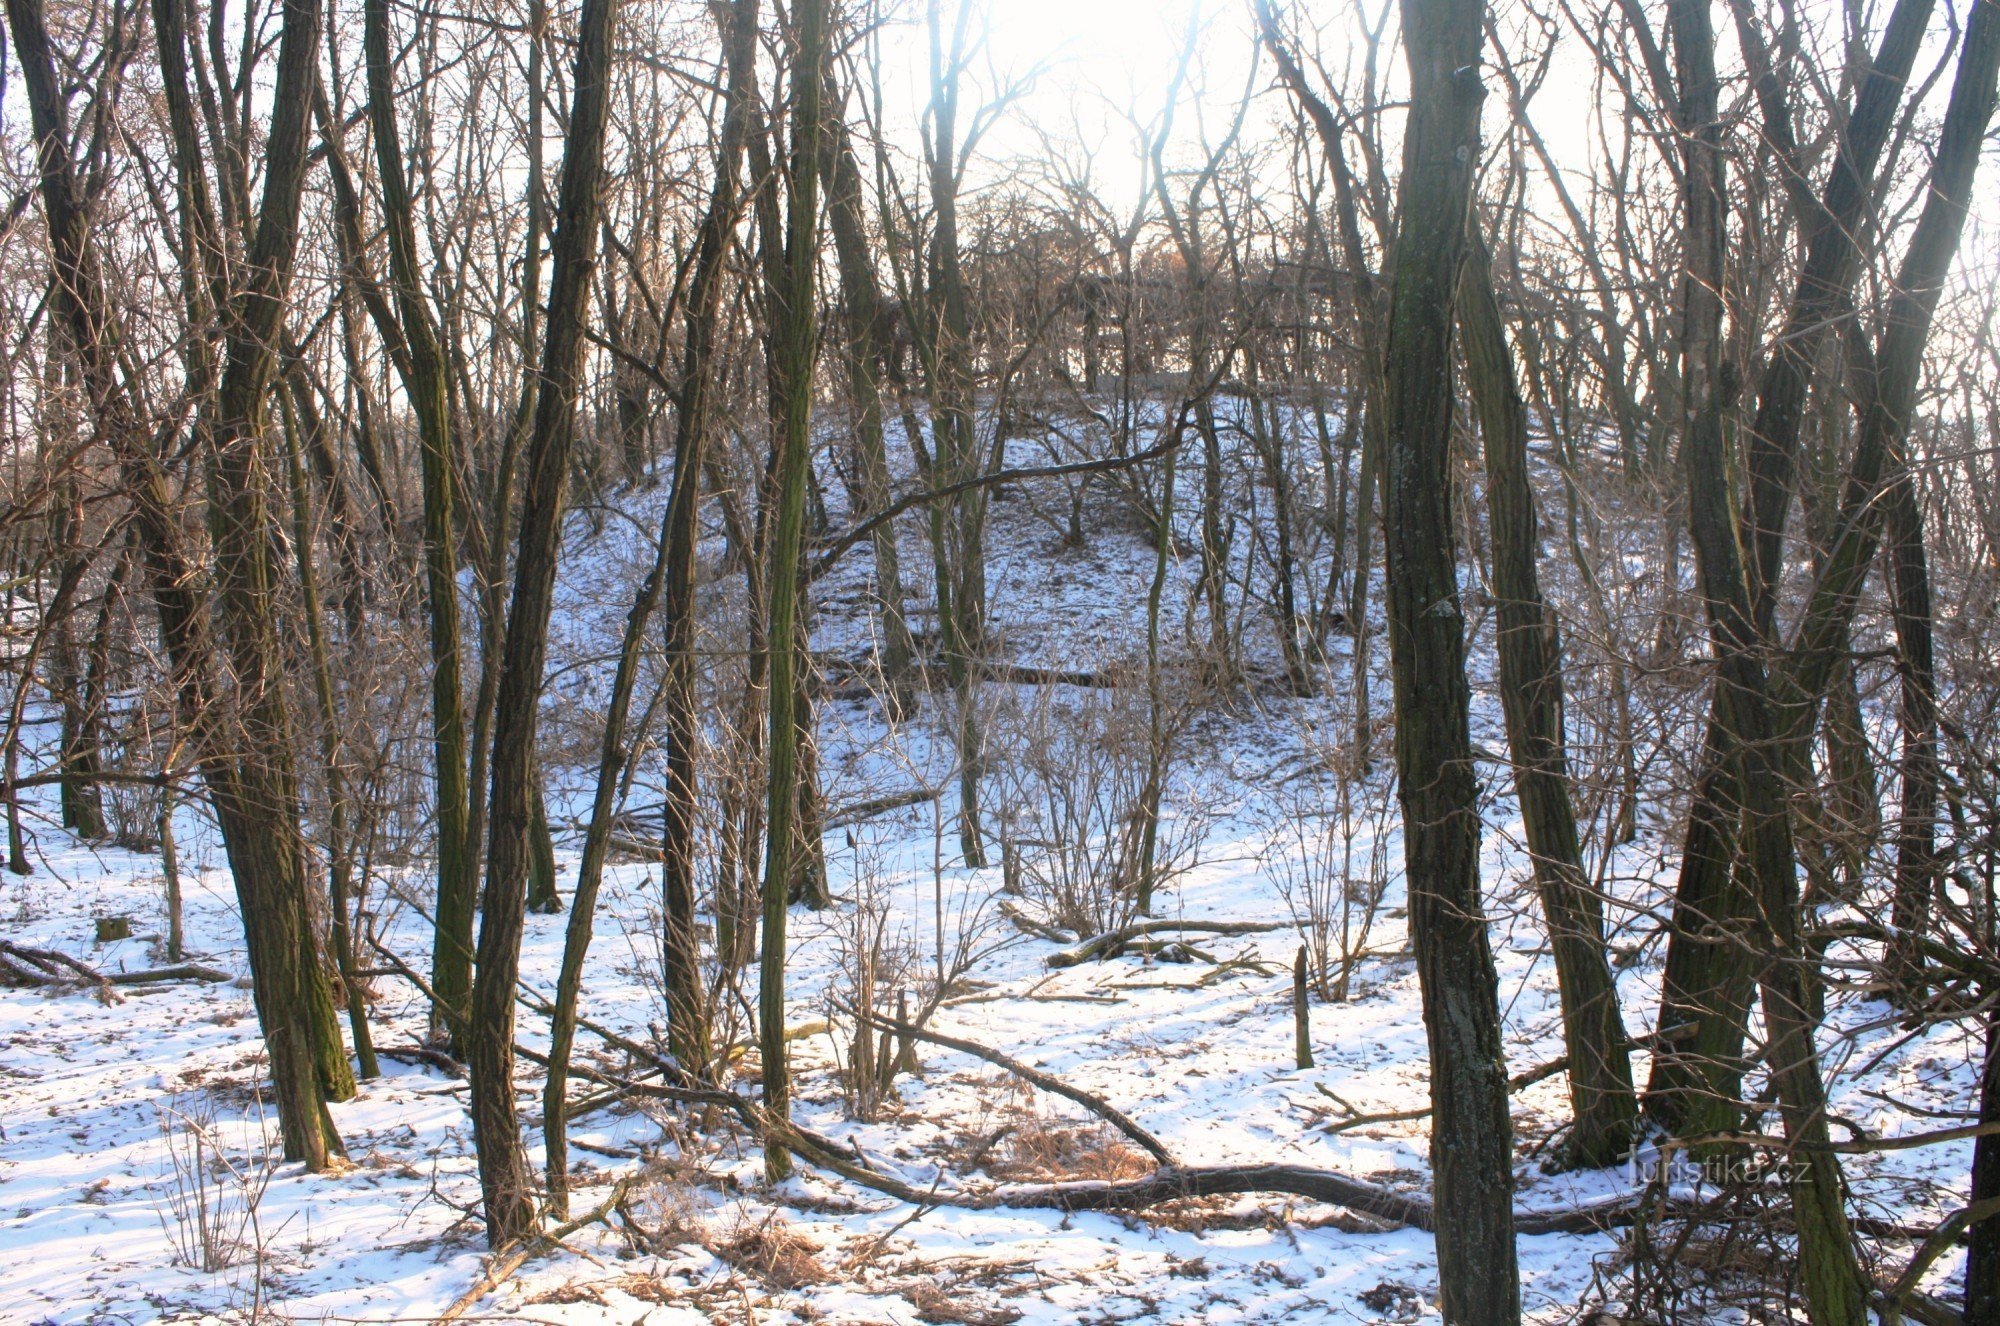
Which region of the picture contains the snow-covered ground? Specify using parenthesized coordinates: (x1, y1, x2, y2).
(0, 411, 1984, 1322)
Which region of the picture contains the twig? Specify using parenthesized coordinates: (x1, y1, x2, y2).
(1315, 1056, 1570, 1135)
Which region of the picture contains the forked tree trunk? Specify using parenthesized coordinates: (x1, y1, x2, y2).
(1647, 0, 1934, 1132)
(11, 0, 354, 1169)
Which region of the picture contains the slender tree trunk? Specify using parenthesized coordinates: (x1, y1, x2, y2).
(1379, 0, 1518, 1318)
(1968, 1005, 2000, 1320)
(1644, 711, 1758, 1139)
(922, 0, 989, 868)
(1886, 456, 1939, 996)
(651, 0, 759, 1079)
(280, 383, 379, 1081)
(527, 774, 561, 914)
(468, 0, 621, 1248)
(1257, 7, 1389, 761)
(821, 89, 916, 710)
(1457, 222, 1637, 1169)
(362, 0, 477, 1050)
(53, 479, 107, 840)
(758, 0, 827, 1183)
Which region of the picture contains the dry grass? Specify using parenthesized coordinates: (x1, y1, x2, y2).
(902, 1279, 1024, 1325)
(525, 1282, 607, 1307)
(608, 1273, 686, 1305)
(708, 1211, 827, 1289)
(979, 1114, 1152, 1184)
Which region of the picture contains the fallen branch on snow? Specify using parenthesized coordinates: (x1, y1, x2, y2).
(0, 940, 230, 994)
(846, 1003, 1172, 1163)
(1047, 918, 1289, 968)
(0, 938, 117, 995)
(365, 933, 1656, 1239)
(544, 1011, 1656, 1236)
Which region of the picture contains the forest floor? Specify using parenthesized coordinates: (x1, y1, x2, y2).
(0, 425, 1984, 1323)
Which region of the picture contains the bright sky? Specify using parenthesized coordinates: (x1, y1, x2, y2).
(864, 0, 1276, 215)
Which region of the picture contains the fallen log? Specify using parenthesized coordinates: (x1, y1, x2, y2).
(110, 963, 231, 985)
(825, 786, 941, 830)
(2, 939, 232, 994)
(0, 939, 118, 998)
(1047, 919, 1289, 968)
(988, 663, 1128, 689)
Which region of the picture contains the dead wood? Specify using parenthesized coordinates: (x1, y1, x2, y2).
(0, 939, 118, 997)
(848, 1004, 1172, 1163)
(110, 963, 231, 985)
(1047, 919, 1288, 967)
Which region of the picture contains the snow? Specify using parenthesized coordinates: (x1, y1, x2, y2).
(0, 407, 1982, 1322)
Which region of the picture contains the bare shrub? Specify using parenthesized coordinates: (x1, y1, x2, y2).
(825, 812, 1009, 1119)
(1258, 730, 1393, 1001)
(826, 828, 917, 1120)
(990, 675, 1209, 937)
(155, 1092, 276, 1274)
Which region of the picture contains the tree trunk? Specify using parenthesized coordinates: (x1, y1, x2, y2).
(1885, 456, 1939, 997)
(758, 0, 827, 1183)
(527, 774, 561, 914)
(280, 382, 379, 1081)
(468, 0, 621, 1248)
(921, 0, 989, 868)
(1379, 0, 1518, 1318)
(1647, 0, 1937, 1134)
(1457, 221, 1637, 1169)
(362, 0, 477, 1051)
(1967, 1005, 2000, 1321)
(821, 83, 916, 710)
(102, 0, 356, 1161)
